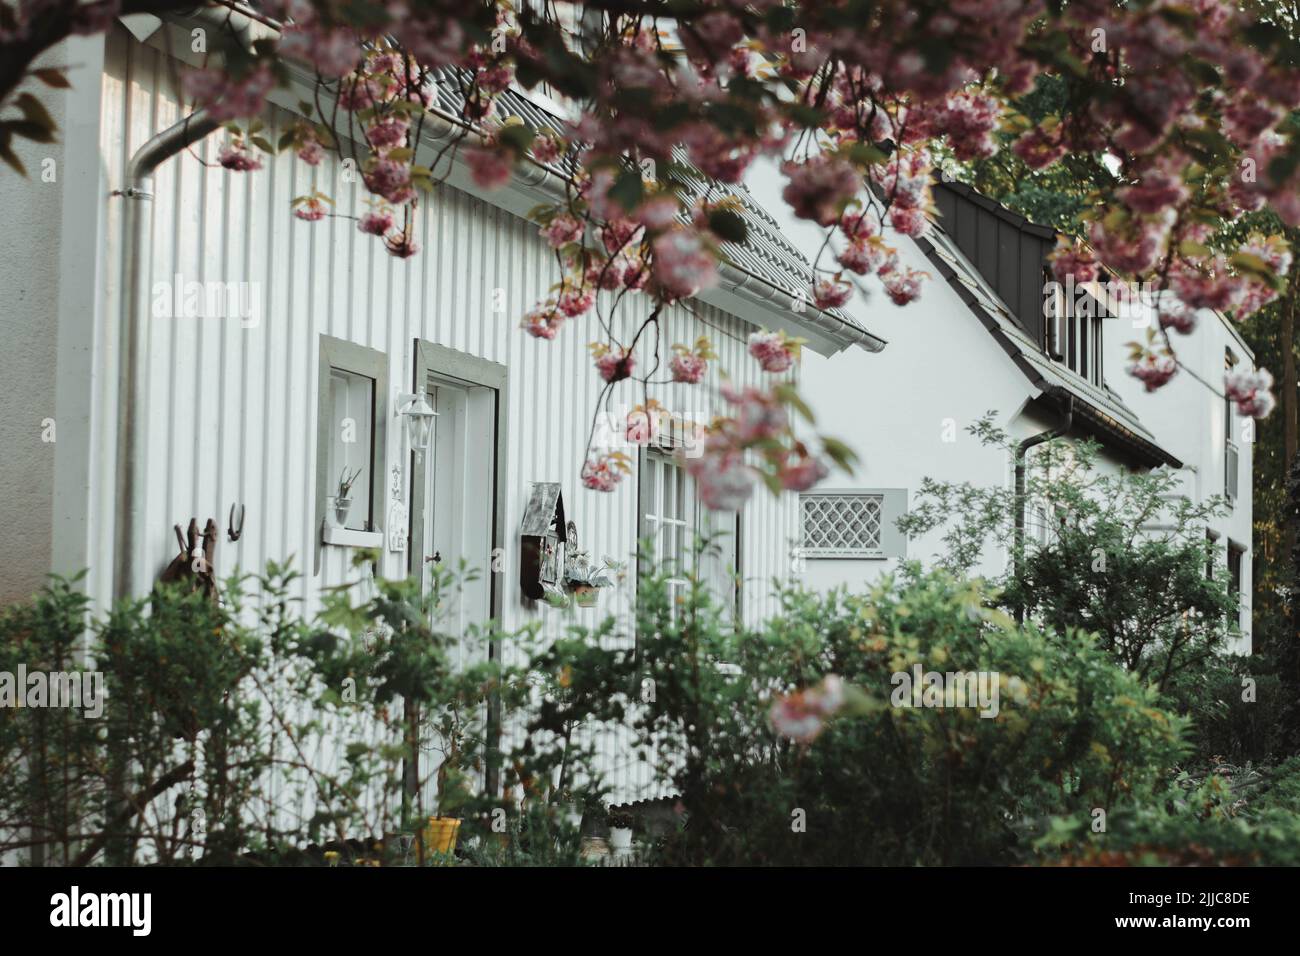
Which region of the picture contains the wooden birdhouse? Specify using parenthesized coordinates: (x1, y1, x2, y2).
(519, 482, 568, 602)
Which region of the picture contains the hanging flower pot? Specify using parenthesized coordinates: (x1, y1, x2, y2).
(571, 585, 599, 608)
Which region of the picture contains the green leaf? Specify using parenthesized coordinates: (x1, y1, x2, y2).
(607, 168, 645, 214)
(31, 68, 71, 89)
(0, 132, 27, 176)
(707, 209, 747, 243)
(15, 93, 55, 136)
(250, 135, 275, 154)
(497, 123, 536, 156)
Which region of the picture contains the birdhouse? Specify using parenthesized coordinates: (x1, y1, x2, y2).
(519, 482, 568, 602)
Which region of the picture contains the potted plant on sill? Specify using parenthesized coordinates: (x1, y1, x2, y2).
(607, 809, 634, 854)
(330, 465, 362, 528)
(563, 550, 623, 608)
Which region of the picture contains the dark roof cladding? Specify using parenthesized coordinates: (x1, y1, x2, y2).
(920, 182, 1181, 469)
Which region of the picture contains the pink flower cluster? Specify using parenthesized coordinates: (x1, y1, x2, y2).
(669, 353, 708, 384)
(1129, 353, 1178, 392)
(540, 214, 583, 249)
(770, 675, 845, 744)
(782, 156, 862, 226)
(594, 349, 635, 383)
(581, 453, 630, 492)
(218, 141, 261, 172)
(651, 228, 718, 300)
(183, 64, 275, 122)
(1225, 368, 1276, 419)
(748, 331, 796, 373)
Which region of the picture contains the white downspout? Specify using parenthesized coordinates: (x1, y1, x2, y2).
(112, 109, 219, 600)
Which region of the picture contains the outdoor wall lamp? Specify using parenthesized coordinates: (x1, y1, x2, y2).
(395, 392, 438, 460)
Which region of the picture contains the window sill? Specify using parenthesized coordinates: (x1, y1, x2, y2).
(322, 527, 384, 548)
(800, 552, 888, 560)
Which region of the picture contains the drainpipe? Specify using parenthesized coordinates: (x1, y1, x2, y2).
(112, 109, 219, 601)
(1012, 395, 1074, 624)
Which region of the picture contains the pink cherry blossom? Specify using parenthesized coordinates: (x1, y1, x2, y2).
(748, 331, 795, 373)
(296, 140, 324, 166)
(782, 155, 861, 226)
(218, 142, 262, 172)
(294, 197, 327, 221)
(813, 278, 852, 309)
(358, 209, 395, 236)
(540, 214, 583, 249)
(581, 454, 627, 492)
(595, 349, 635, 383)
(769, 675, 845, 743)
(183, 64, 275, 121)
(465, 146, 513, 190)
(1129, 353, 1178, 392)
(1225, 367, 1276, 419)
(1050, 242, 1099, 285)
(364, 159, 415, 205)
(883, 268, 924, 306)
(778, 454, 829, 492)
(652, 228, 718, 300)
(687, 449, 755, 512)
(669, 353, 708, 384)
(558, 286, 596, 318)
(523, 306, 563, 340)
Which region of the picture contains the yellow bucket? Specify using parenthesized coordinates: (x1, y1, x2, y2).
(423, 817, 461, 857)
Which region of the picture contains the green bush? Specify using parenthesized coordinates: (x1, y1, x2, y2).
(544, 557, 1188, 865)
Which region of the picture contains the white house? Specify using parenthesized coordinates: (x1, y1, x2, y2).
(0, 13, 884, 809)
(745, 168, 1253, 647)
(0, 7, 1256, 830)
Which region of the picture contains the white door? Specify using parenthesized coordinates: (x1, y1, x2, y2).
(420, 376, 496, 665)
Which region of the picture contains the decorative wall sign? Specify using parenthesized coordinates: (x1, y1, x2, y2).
(388, 501, 409, 553)
(388, 463, 407, 552)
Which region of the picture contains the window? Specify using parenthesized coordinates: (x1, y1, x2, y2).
(799, 489, 908, 559)
(315, 335, 388, 565)
(1043, 267, 1104, 386)
(1227, 542, 1245, 607)
(328, 369, 375, 530)
(637, 448, 740, 614)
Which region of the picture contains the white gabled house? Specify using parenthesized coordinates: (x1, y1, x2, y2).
(745, 169, 1253, 648)
(0, 10, 1255, 822)
(0, 15, 883, 806)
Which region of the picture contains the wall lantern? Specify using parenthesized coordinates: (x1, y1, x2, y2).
(395, 392, 438, 460)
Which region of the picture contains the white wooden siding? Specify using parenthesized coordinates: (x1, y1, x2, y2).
(90, 28, 800, 808)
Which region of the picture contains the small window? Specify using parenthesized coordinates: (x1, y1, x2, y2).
(315, 335, 388, 565)
(328, 368, 375, 530)
(801, 492, 884, 557)
(1227, 542, 1245, 604)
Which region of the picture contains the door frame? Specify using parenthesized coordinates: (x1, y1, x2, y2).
(408, 339, 508, 625)
(408, 339, 508, 798)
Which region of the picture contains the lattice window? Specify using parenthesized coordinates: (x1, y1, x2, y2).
(800, 494, 884, 557)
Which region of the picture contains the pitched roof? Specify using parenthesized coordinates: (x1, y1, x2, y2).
(432, 75, 885, 352)
(916, 203, 1182, 469)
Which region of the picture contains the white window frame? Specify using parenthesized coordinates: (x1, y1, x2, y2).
(314, 335, 388, 570)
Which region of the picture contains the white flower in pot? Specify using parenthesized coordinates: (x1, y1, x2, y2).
(608, 810, 634, 855)
(563, 551, 623, 608)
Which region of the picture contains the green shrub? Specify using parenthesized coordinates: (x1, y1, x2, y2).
(545, 557, 1188, 865)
